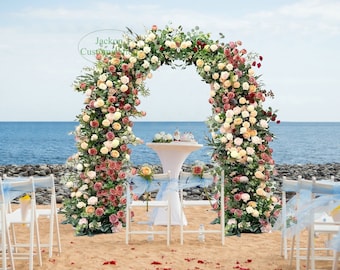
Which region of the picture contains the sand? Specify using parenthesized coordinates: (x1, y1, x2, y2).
(7, 204, 336, 270)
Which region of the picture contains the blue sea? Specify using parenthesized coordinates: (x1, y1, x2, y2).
(0, 121, 339, 166)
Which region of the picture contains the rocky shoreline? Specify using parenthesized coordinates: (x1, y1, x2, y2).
(1, 163, 339, 204)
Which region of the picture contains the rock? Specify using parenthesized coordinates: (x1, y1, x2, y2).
(1, 163, 340, 204)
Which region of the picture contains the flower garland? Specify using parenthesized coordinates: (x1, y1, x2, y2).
(63, 24, 280, 236)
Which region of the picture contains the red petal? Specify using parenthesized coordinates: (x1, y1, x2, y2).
(197, 259, 204, 264)
(151, 261, 162, 265)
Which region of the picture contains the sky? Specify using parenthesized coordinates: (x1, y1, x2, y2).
(0, 0, 339, 122)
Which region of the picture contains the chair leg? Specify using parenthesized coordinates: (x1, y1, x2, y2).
(333, 252, 339, 270)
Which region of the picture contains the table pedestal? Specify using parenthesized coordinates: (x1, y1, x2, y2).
(146, 142, 203, 226)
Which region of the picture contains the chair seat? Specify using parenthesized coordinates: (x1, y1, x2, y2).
(182, 200, 216, 207)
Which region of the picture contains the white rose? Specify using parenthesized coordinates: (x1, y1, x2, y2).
(76, 163, 83, 171)
(111, 138, 120, 148)
(212, 73, 219, 80)
(129, 56, 137, 63)
(234, 137, 243, 146)
(102, 119, 110, 127)
(120, 76, 129, 84)
(220, 71, 230, 80)
(226, 133, 233, 141)
(91, 134, 98, 141)
(214, 114, 223, 123)
(148, 33, 156, 41)
(251, 136, 262, 144)
(259, 119, 268, 128)
(136, 40, 145, 48)
(217, 63, 225, 70)
(248, 68, 255, 76)
(98, 83, 107, 90)
(230, 150, 239, 159)
(233, 106, 241, 115)
(82, 114, 90, 122)
(246, 206, 254, 214)
(95, 98, 105, 107)
(241, 111, 249, 118)
(75, 191, 82, 198)
(85, 89, 92, 96)
(210, 90, 216, 97)
(100, 146, 109, 155)
(120, 84, 128, 92)
(113, 111, 121, 120)
(76, 201, 86, 208)
(210, 44, 218, 52)
(180, 42, 187, 49)
(129, 41, 136, 49)
(239, 176, 249, 183)
(247, 105, 255, 112)
(241, 193, 250, 202)
(151, 55, 159, 64)
(220, 136, 227, 143)
(252, 210, 259, 218)
(106, 80, 113, 88)
(142, 60, 150, 69)
(99, 74, 107, 81)
(65, 181, 73, 188)
(169, 41, 177, 49)
(246, 147, 255, 155)
(203, 65, 211, 72)
(242, 82, 249, 90)
(143, 46, 151, 54)
(213, 82, 220, 90)
(87, 196, 98, 205)
(87, 171, 96, 179)
(186, 41, 192, 47)
(226, 63, 233, 71)
(80, 142, 88, 150)
(232, 74, 239, 82)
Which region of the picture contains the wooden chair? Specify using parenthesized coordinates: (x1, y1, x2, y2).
(125, 172, 172, 246)
(178, 170, 225, 245)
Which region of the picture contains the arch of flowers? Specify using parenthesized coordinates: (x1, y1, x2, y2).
(63, 25, 281, 236)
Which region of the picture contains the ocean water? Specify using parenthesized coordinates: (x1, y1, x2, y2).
(0, 121, 339, 166)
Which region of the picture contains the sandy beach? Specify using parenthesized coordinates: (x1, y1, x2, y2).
(7, 203, 336, 270)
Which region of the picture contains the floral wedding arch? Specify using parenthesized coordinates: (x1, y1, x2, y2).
(63, 25, 281, 236)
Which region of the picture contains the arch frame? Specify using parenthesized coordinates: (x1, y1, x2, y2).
(63, 24, 280, 236)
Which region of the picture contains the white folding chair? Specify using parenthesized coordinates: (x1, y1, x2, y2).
(32, 175, 61, 258)
(307, 176, 340, 269)
(0, 178, 15, 270)
(125, 172, 172, 246)
(2, 177, 42, 270)
(178, 170, 225, 245)
(3, 174, 61, 258)
(277, 176, 314, 269)
(283, 176, 340, 270)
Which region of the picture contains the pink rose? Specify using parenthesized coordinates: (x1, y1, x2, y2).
(106, 131, 115, 140)
(90, 120, 99, 128)
(88, 148, 98, 156)
(95, 207, 104, 217)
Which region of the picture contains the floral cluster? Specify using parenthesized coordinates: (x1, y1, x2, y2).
(152, 131, 173, 143)
(138, 165, 154, 181)
(191, 160, 209, 178)
(64, 23, 280, 236)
